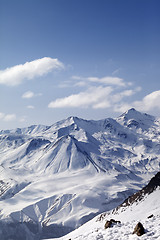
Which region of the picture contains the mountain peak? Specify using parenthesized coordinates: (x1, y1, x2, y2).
(117, 108, 155, 130)
(127, 107, 136, 112)
(120, 108, 154, 119)
(120, 108, 141, 118)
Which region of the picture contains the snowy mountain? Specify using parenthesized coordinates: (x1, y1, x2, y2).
(0, 108, 159, 239)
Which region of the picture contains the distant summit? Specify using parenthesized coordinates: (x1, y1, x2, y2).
(117, 108, 155, 130)
(118, 108, 154, 121)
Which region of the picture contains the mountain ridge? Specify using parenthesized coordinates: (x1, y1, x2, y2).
(0, 108, 159, 239)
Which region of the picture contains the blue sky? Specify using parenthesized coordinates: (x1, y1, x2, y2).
(0, 0, 160, 130)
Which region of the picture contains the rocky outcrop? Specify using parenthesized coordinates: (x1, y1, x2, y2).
(133, 222, 145, 236)
(104, 219, 121, 229)
(116, 171, 160, 209)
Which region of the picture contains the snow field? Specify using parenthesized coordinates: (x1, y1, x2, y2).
(0, 108, 159, 239)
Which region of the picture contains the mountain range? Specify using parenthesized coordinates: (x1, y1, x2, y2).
(0, 108, 159, 239)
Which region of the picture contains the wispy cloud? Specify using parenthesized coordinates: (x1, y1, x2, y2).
(113, 90, 160, 114)
(93, 89, 137, 109)
(27, 105, 35, 109)
(22, 91, 42, 99)
(112, 68, 122, 75)
(22, 91, 34, 99)
(58, 81, 73, 88)
(74, 81, 88, 87)
(88, 76, 126, 86)
(0, 113, 16, 122)
(113, 103, 133, 113)
(48, 86, 113, 108)
(4, 114, 16, 122)
(19, 116, 27, 122)
(72, 75, 127, 87)
(58, 75, 130, 89)
(0, 112, 28, 123)
(0, 113, 5, 119)
(134, 90, 160, 111)
(48, 83, 141, 110)
(0, 57, 64, 86)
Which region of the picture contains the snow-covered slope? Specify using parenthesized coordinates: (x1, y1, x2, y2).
(0, 108, 159, 239)
(56, 172, 160, 240)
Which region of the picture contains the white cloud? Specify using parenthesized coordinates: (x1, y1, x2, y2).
(0, 112, 16, 122)
(93, 88, 138, 109)
(48, 86, 113, 108)
(112, 68, 121, 75)
(88, 76, 126, 86)
(112, 89, 138, 103)
(113, 90, 160, 114)
(0, 57, 64, 86)
(3, 114, 16, 122)
(72, 75, 127, 87)
(19, 116, 27, 122)
(93, 100, 111, 109)
(134, 90, 160, 111)
(36, 93, 43, 97)
(71, 76, 82, 80)
(48, 83, 141, 110)
(74, 81, 88, 87)
(0, 112, 28, 123)
(58, 79, 88, 88)
(27, 105, 35, 109)
(22, 91, 43, 99)
(113, 103, 133, 113)
(58, 81, 73, 88)
(0, 112, 5, 119)
(22, 91, 34, 99)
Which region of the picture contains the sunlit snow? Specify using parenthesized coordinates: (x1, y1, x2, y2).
(0, 108, 159, 239)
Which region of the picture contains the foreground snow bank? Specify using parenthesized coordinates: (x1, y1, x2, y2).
(54, 215, 160, 240)
(54, 188, 160, 240)
(47, 215, 160, 240)
(71, 216, 160, 240)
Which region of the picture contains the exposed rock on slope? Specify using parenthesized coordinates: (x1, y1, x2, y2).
(116, 171, 160, 209)
(61, 172, 160, 240)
